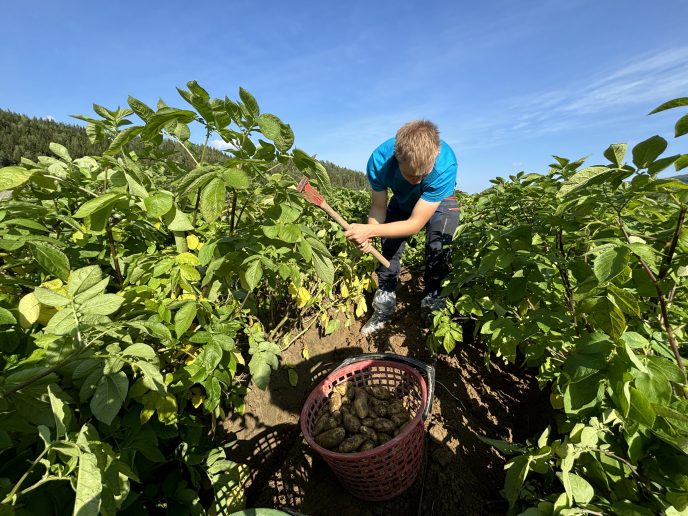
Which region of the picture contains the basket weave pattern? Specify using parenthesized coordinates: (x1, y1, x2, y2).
(301, 359, 428, 501)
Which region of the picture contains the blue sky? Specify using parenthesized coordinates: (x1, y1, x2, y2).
(2, 0, 687, 193)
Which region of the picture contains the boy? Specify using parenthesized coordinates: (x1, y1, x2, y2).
(344, 120, 460, 336)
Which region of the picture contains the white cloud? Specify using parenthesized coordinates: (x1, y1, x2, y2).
(44, 115, 55, 122)
(209, 139, 235, 151)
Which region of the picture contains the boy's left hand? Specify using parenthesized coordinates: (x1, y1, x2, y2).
(344, 223, 373, 245)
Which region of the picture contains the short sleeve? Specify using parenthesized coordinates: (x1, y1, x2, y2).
(421, 161, 456, 203)
(366, 139, 395, 192)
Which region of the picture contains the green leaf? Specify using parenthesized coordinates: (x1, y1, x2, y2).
(106, 126, 143, 156)
(175, 301, 197, 338)
(122, 343, 157, 361)
(220, 167, 250, 189)
(632, 135, 667, 169)
(143, 192, 174, 217)
(477, 435, 527, 455)
(31, 242, 70, 281)
(603, 143, 627, 166)
(627, 386, 656, 427)
(136, 361, 165, 393)
(49, 142, 72, 162)
(567, 473, 594, 504)
(127, 95, 154, 121)
(90, 372, 128, 425)
(166, 207, 194, 232)
(203, 341, 223, 371)
(47, 385, 71, 439)
(594, 246, 629, 284)
(586, 297, 627, 340)
(675, 155, 688, 172)
(200, 177, 226, 223)
(79, 294, 123, 315)
(288, 368, 298, 387)
(557, 166, 608, 198)
(74, 452, 102, 516)
(241, 259, 263, 291)
(0, 166, 32, 190)
(239, 87, 260, 118)
(649, 97, 688, 114)
(256, 114, 281, 141)
(607, 285, 640, 317)
(0, 307, 17, 325)
(503, 456, 530, 512)
(33, 287, 70, 307)
(676, 113, 688, 138)
(44, 306, 77, 335)
(248, 342, 281, 390)
(73, 193, 121, 218)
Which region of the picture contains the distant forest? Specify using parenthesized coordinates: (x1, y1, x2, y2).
(0, 109, 367, 190)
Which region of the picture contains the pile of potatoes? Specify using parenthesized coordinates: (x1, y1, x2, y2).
(310, 381, 413, 453)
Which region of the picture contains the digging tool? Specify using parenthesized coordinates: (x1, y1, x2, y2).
(297, 176, 390, 269)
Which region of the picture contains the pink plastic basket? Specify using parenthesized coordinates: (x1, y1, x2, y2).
(300, 353, 435, 501)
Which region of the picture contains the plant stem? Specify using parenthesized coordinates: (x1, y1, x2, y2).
(619, 217, 685, 374)
(106, 221, 124, 285)
(659, 203, 686, 280)
(2, 446, 50, 504)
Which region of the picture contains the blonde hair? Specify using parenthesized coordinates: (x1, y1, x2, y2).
(394, 120, 440, 176)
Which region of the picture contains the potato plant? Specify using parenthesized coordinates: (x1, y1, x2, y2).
(432, 98, 688, 514)
(0, 82, 375, 515)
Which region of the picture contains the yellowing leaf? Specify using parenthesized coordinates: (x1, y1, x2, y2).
(302, 346, 310, 360)
(190, 387, 205, 409)
(18, 293, 41, 328)
(186, 234, 200, 250)
(355, 297, 367, 318)
(234, 350, 245, 366)
(340, 282, 349, 298)
(40, 278, 63, 290)
(296, 287, 310, 308)
(176, 252, 199, 266)
(71, 231, 85, 243)
(288, 282, 298, 297)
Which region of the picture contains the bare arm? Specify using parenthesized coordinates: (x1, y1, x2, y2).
(368, 190, 388, 225)
(344, 198, 440, 244)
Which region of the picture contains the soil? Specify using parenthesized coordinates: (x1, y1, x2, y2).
(222, 270, 550, 516)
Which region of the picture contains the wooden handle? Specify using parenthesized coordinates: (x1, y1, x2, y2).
(319, 201, 391, 269)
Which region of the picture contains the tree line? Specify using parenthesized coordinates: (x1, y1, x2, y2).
(0, 109, 367, 189)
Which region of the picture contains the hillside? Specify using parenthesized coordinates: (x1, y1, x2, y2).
(0, 109, 367, 189)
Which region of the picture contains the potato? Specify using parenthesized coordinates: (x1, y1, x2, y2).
(353, 388, 369, 419)
(313, 413, 337, 436)
(334, 381, 355, 401)
(366, 385, 391, 401)
(359, 440, 376, 452)
(338, 434, 367, 453)
(329, 391, 343, 413)
(361, 417, 375, 427)
(372, 418, 395, 434)
(343, 412, 361, 434)
(332, 410, 342, 424)
(391, 412, 410, 427)
(378, 432, 392, 444)
(359, 425, 378, 442)
(369, 398, 389, 418)
(315, 427, 346, 449)
(387, 400, 406, 415)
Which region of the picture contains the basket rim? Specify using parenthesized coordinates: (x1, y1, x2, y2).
(299, 358, 428, 460)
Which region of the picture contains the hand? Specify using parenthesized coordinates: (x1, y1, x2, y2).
(344, 223, 374, 245)
(356, 240, 373, 253)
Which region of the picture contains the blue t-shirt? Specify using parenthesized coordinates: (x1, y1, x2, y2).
(366, 138, 457, 212)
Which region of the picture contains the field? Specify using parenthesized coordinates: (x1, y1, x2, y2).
(0, 83, 687, 515)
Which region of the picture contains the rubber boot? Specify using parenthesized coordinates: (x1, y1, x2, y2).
(420, 294, 446, 324)
(361, 289, 396, 336)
